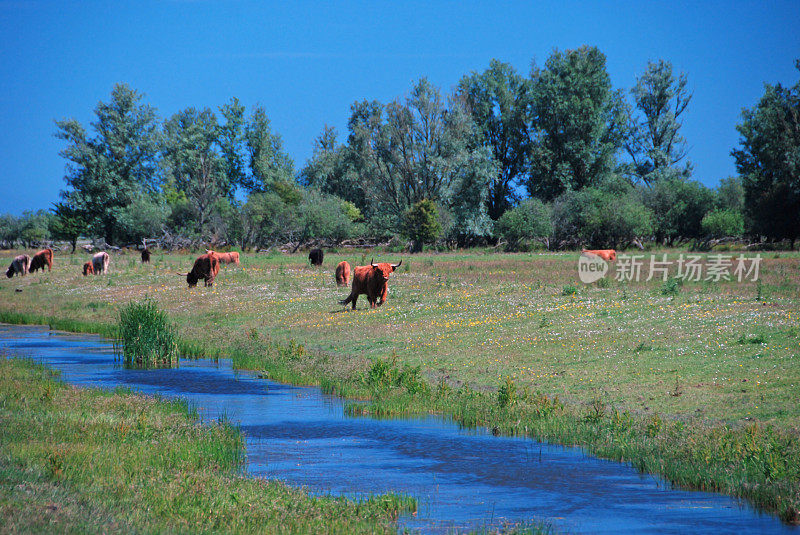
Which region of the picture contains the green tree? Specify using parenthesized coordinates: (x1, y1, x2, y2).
(55, 83, 160, 245)
(640, 178, 714, 244)
(553, 180, 652, 249)
(732, 61, 800, 248)
(116, 194, 169, 244)
(18, 210, 53, 247)
(300, 126, 366, 212)
(625, 60, 692, 185)
(0, 214, 21, 248)
(49, 202, 86, 252)
(458, 60, 531, 219)
(162, 107, 226, 237)
(715, 176, 745, 212)
(296, 190, 356, 246)
(495, 198, 552, 251)
(527, 46, 628, 201)
(701, 208, 745, 239)
(403, 199, 442, 252)
(346, 78, 494, 238)
(218, 97, 247, 199)
(244, 105, 295, 193)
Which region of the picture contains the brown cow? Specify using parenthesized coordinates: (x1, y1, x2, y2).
(92, 251, 110, 274)
(183, 252, 220, 287)
(29, 248, 53, 273)
(335, 261, 351, 287)
(582, 249, 617, 262)
(82, 261, 94, 276)
(207, 250, 240, 265)
(141, 248, 151, 263)
(6, 254, 30, 278)
(339, 259, 401, 309)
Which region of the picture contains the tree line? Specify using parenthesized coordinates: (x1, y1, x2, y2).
(1, 47, 798, 251)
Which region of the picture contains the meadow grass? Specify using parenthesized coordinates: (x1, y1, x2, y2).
(0, 247, 798, 523)
(0, 357, 416, 534)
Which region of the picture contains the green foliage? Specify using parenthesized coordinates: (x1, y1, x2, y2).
(49, 202, 86, 252)
(0, 213, 21, 247)
(296, 190, 356, 244)
(715, 176, 745, 212)
(364, 355, 428, 396)
(458, 59, 531, 219)
(552, 182, 652, 248)
(244, 105, 295, 193)
(498, 377, 517, 408)
(116, 194, 169, 244)
(562, 284, 578, 296)
(733, 61, 800, 245)
(346, 78, 494, 237)
(55, 83, 160, 245)
(495, 198, 552, 251)
(641, 178, 715, 244)
(625, 60, 692, 185)
(117, 299, 179, 368)
(300, 126, 367, 212)
(660, 277, 683, 296)
(701, 208, 745, 238)
(162, 107, 227, 237)
(341, 200, 363, 222)
(403, 199, 442, 252)
(527, 46, 628, 201)
(17, 209, 53, 247)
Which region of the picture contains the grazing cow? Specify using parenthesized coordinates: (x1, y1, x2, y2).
(92, 251, 110, 274)
(339, 259, 402, 309)
(182, 252, 220, 287)
(141, 248, 151, 263)
(29, 248, 53, 273)
(207, 250, 240, 265)
(582, 249, 617, 262)
(335, 261, 351, 287)
(309, 248, 324, 266)
(82, 261, 94, 276)
(6, 254, 30, 278)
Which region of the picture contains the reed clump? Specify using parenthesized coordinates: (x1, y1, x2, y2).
(117, 298, 179, 368)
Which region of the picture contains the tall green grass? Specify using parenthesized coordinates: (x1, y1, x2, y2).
(117, 299, 179, 368)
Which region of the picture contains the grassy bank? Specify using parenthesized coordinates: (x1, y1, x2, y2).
(1, 248, 798, 523)
(0, 357, 416, 533)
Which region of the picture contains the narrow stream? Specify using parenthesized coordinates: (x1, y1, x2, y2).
(1, 324, 795, 534)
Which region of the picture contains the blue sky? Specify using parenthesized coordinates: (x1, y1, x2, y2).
(1, 0, 798, 215)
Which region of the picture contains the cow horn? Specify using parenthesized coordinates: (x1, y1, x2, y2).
(176, 272, 189, 276)
(391, 259, 402, 269)
(370, 258, 376, 267)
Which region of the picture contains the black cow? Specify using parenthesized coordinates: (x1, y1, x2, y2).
(308, 248, 324, 266)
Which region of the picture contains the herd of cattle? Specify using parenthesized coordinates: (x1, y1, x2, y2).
(6, 246, 617, 310)
(6, 246, 405, 310)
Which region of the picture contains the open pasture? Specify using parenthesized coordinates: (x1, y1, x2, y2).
(2, 249, 797, 426)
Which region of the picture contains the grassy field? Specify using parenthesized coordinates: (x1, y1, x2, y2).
(0, 247, 798, 523)
(0, 357, 416, 533)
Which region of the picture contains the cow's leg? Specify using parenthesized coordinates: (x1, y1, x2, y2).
(351, 294, 358, 309)
(377, 287, 388, 306)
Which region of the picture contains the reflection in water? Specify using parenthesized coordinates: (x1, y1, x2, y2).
(0, 324, 795, 534)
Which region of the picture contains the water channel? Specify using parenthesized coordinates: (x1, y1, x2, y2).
(1, 323, 795, 534)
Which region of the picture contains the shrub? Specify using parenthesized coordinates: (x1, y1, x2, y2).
(701, 208, 745, 238)
(403, 199, 442, 253)
(495, 199, 552, 251)
(117, 299, 179, 368)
